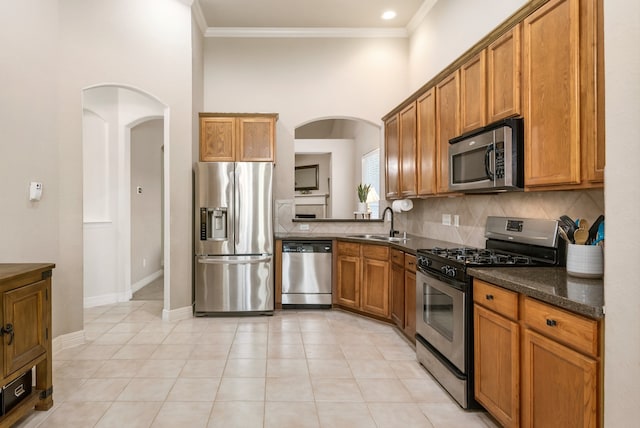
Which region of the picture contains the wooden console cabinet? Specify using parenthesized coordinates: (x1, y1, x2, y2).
(0, 264, 54, 428)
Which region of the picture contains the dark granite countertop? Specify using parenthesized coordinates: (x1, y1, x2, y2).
(468, 267, 604, 319)
(275, 233, 605, 319)
(275, 233, 457, 256)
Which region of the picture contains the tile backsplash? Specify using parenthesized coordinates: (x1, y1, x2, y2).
(276, 189, 604, 247)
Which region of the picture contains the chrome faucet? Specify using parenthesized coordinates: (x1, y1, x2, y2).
(382, 207, 398, 237)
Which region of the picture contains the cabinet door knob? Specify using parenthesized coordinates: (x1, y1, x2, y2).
(546, 319, 557, 327)
(485, 294, 494, 300)
(1, 323, 14, 345)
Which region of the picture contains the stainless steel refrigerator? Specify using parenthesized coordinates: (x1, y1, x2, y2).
(194, 162, 274, 315)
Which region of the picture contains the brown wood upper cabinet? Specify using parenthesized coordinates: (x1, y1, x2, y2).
(436, 70, 460, 194)
(399, 103, 417, 197)
(462, 24, 523, 133)
(488, 24, 522, 122)
(199, 113, 277, 162)
(384, 103, 417, 199)
(384, 114, 400, 199)
(460, 51, 487, 134)
(523, 0, 604, 189)
(416, 88, 437, 196)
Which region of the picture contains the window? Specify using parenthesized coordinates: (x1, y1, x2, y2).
(362, 149, 380, 218)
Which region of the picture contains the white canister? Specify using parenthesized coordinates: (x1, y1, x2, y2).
(566, 244, 604, 279)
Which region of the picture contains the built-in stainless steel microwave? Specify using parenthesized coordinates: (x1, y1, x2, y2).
(449, 118, 524, 193)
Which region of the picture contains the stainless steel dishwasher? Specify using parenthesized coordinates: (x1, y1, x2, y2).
(281, 240, 332, 307)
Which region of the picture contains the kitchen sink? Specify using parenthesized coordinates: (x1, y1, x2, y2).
(347, 234, 409, 242)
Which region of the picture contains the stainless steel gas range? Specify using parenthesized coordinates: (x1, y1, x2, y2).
(415, 216, 564, 409)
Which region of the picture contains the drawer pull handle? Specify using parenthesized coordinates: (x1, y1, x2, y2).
(546, 319, 557, 327)
(485, 294, 494, 300)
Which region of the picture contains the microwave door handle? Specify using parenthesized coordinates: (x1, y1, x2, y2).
(485, 145, 495, 181)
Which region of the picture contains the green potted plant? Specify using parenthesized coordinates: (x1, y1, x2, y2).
(356, 183, 371, 213)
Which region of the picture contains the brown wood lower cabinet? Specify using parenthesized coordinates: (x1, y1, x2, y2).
(522, 328, 598, 428)
(0, 264, 54, 427)
(390, 249, 405, 327)
(474, 304, 520, 428)
(389, 249, 416, 341)
(473, 279, 602, 428)
(335, 241, 389, 319)
(403, 255, 416, 340)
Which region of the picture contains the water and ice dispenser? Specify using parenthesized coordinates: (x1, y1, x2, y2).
(200, 207, 228, 241)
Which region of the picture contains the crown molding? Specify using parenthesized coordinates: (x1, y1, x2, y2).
(191, 0, 207, 34)
(204, 27, 408, 38)
(407, 0, 438, 34)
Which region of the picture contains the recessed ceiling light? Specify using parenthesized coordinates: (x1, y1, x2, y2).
(381, 10, 397, 20)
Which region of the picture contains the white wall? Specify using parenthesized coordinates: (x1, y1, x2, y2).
(58, 0, 194, 321)
(203, 37, 409, 204)
(603, 0, 640, 424)
(408, 0, 528, 91)
(0, 0, 194, 338)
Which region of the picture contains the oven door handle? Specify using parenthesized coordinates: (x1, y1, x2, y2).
(417, 268, 467, 291)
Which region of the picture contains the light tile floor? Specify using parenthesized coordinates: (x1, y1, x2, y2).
(15, 301, 500, 428)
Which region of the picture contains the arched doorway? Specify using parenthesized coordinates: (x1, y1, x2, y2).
(82, 85, 169, 311)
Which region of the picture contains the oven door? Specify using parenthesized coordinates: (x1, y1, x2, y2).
(416, 270, 466, 372)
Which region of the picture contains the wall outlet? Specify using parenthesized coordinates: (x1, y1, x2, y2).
(299, 224, 310, 231)
(453, 215, 460, 227)
(442, 214, 452, 226)
(142, 258, 147, 268)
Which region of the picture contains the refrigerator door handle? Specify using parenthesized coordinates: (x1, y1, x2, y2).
(197, 255, 272, 265)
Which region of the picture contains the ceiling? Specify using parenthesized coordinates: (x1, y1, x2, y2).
(195, 0, 436, 36)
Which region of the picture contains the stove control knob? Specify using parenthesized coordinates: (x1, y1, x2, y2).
(418, 256, 431, 267)
(440, 266, 457, 277)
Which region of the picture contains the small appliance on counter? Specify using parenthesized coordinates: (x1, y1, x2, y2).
(194, 162, 274, 315)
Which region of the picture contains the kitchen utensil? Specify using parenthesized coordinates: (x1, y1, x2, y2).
(559, 215, 578, 243)
(558, 227, 570, 243)
(593, 220, 605, 246)
(588, 215, 605, 245)
(574, 219, 589, 245)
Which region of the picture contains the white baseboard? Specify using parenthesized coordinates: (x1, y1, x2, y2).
(162, 305, 193, 322)
(52, 330, 85, 355)
(84, 291, 131, 308)
(131, 269, 163, 293)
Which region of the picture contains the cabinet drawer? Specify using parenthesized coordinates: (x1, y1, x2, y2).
(337, 241, 360, 257)
(362, 244, 389, 261)
(473, 279, 518, 320)
(404, 254, 416, 273)
(523, 297, 599, 357)
(391, 249, 404, 266)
